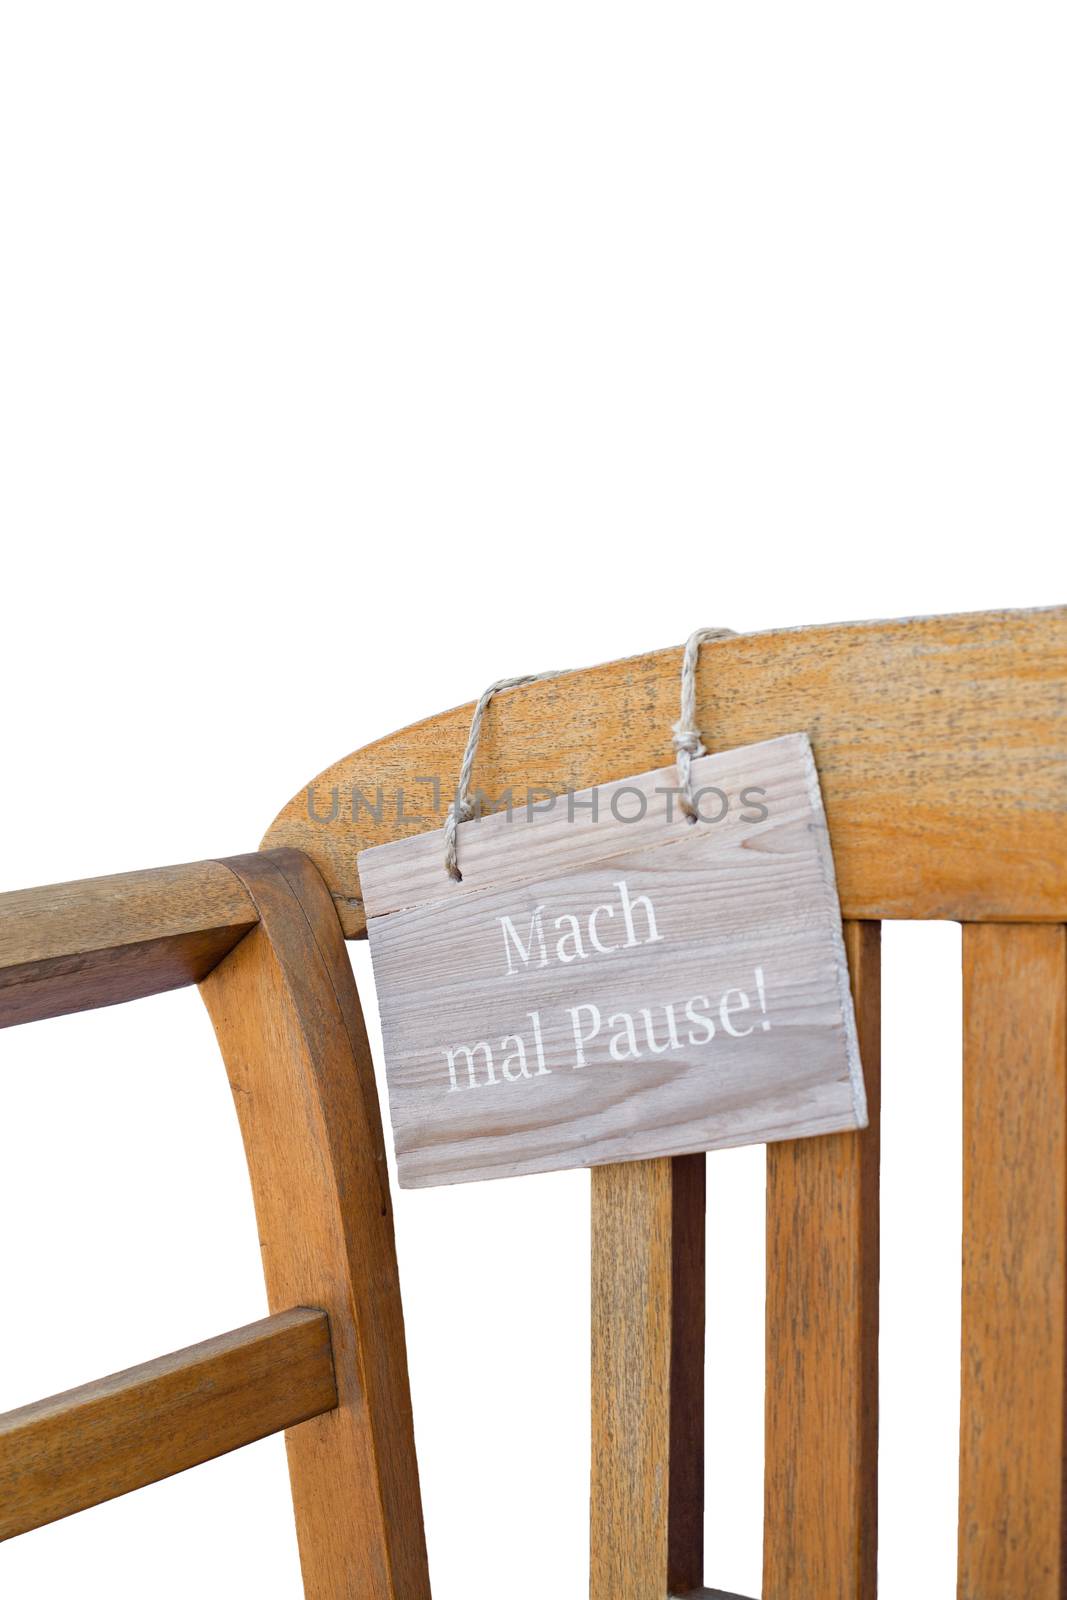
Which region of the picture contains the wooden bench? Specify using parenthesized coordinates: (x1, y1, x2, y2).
(1, 605, 1064, 1598)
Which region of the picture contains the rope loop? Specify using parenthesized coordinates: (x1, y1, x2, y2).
(443, 627, 736, 876)
(444, 672, 567, 880)
(671, 626, 736, 820)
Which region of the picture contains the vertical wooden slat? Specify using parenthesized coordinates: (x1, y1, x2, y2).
(669, 1152, 708, 1594)
(590, 1152, 706, 1600)
(959, 923, 1067, 1600)
(764, 919, 881, 1600)
(199, 849, 429, 1600)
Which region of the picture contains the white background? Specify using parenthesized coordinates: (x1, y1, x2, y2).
(0, 3, 1061, 1595)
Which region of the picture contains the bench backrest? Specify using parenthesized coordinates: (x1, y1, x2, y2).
(2, 604, 1064, 1599)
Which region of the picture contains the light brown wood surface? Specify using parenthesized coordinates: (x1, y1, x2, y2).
(763, 920, 881, 1600)
(359, 734, 829, 917)
(591, 1153, 705, 1600)
(199, 849, 429, 1600)
(958, 923, 1067, 1599)
(0, 859, 257, 1027)
(263, 607, 1067, 934)
(363, 734, 864, 1187)
(3, 607, 1063, 1598)
(0, 1309, 336, 1540)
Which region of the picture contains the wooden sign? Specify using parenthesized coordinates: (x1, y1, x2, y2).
(359, 732, 866, 1188)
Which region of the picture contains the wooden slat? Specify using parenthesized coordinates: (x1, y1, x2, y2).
(763, 920, 881, 1600)
(0, 1308, 336, 1540)
(590, 1152, 706, 1599)
(262, 606, 1067, 932)
(959, 923, 1067, 1599)
(0, 860, 258, 1027)
(199, 849, 429, 1600)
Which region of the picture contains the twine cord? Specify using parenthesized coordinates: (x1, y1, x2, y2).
(671, 626, 736, 820)
(444, 671, 567, 880)
(443, 626, 736, 877)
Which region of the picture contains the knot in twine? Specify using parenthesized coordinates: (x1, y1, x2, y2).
(672, 626, 736, 820)
(443, 626, 736, 878)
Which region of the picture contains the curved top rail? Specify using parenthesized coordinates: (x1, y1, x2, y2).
(262, 606, 1067, 936)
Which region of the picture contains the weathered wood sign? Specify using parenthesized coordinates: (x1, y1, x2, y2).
(359, 732, 866, 1188)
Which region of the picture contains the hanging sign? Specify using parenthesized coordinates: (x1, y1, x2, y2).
(359, 729, 865, 1188)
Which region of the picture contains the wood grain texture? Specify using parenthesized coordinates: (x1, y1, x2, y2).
(763, 920, 881, 1600)
(263, 607, 1067, 934)
(199, 849, 428, 1600)
(0, 860, 257, 1027)
(959, 923, 1067, 1600)
(0, 1309, 336, 1540)
(359, 733, 824, 918)
(591, 1154, 706, 1600)
(363, 733, 865, 1187)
